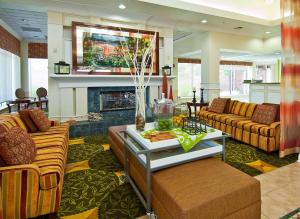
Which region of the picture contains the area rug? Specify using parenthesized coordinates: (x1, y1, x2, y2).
(53, 135, 297, 218)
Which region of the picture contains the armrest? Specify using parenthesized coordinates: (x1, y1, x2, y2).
(0, 164, 40, 218)
(201, 106, 209, 111)
(0, 164, 40, 176)
(270, 121, 280, 129)
(50, 120, 61, 127)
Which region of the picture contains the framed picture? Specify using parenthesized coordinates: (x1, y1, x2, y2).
(72, 21, 159, 75)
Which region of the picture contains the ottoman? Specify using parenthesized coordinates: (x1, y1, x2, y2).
(108, 126, 261, 219)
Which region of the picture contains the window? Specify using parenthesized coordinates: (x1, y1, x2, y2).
(178, 62, 201, 97)
(0, 48, 20, 107)
(219, 64, 252, 100)
(28, 58, 48, 97)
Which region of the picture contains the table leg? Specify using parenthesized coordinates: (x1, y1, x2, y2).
(17, 103, 21, 111)
(146, 152, 152, 213)
(222, 137, 226, 162)
(7, 104, 12, 113)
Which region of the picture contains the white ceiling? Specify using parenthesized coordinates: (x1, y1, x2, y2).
(0, 0, 281, 41)
(0, 8, 47, 41)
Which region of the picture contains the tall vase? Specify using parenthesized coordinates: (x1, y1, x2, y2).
(135, 89, 146, 131)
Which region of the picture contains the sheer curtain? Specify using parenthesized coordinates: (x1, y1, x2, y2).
(0, 48, 20, 105)
(280, 0, 300, 160)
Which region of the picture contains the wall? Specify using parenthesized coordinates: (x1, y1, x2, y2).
(47, 11, 174, 120)
(173, 31, 281, 101)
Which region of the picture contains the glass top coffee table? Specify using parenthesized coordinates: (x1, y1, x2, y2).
(117, 122, 229, 214)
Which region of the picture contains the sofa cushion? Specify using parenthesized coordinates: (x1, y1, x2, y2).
(233, 101, 243, 115)
(251, 104, 278, 125)
(0, 127, 36, 165)
(29, 109, 51, 131)
(225, 115, 246, 125)
(246, 103, 257, 118)
(214, 114, 232, 122)
(229, 100, 239, 114)
(243, 122, 260, 132)
(208, 98, 229, 113)
(238, 103, 250, 116)
(19, 109, 38, 133)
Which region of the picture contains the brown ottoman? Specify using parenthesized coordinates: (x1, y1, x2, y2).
(108, 126, 261, 219)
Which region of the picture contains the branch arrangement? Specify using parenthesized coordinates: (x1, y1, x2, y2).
(119, 30, 157, 119)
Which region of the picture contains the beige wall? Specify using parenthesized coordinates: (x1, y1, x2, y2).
(173, 31, 281, 102)
(47, 11, 174, 120)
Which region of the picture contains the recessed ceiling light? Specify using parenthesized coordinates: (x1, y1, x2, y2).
(265, 31, 271, 34)
(118, 4, 126, 9)
(201, 19, 207, 24)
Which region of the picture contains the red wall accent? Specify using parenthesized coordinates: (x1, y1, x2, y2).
(28, 43, 48, 59)
(0, 25, 21, 56)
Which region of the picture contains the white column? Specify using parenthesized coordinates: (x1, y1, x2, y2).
(48, 11, 64, 120)
(201, 32, 220, 102)
(20, 41, 29, 96)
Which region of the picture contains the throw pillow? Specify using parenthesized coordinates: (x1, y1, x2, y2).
(29, 108, 51, 132)
(208, 98, 229, 114)
(0, 127, 36, 165)
(19, 109, 38, 133)
(251, 104, 278, 125)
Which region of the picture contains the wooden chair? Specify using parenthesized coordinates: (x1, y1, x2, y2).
(36, 87, 48, 109)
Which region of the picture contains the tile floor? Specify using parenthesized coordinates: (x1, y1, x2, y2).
(137, 162, 300, 219)
(255, 162, 300, 219)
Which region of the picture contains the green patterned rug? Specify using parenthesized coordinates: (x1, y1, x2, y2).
(51, 135, 297, 218)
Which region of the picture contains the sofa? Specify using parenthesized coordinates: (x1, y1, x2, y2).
(108, 126, 261, 219)
(198, 100, 280, 152)
(0, 114, 69, 218)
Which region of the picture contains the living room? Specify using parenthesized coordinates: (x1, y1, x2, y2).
(0, 0, 299, 218)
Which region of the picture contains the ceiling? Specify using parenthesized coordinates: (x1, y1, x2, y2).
(0, 0, 281, 42)
(139, 0, 281, 23)
(178, 49, 281, 64)
(0, 8, 47, 41)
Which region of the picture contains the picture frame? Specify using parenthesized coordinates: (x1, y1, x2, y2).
(72, 21, 159, 75)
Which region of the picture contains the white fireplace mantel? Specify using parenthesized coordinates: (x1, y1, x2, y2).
(49, 74, 176, 88)
(49, 74, 175, 121)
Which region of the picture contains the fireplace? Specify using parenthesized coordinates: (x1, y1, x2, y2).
(99, 91, 135, 112)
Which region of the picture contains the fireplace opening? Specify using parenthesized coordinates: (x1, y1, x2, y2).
(99, 91, 135, 112)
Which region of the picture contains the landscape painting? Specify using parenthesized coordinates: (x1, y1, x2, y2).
(72, 22, 159, 75)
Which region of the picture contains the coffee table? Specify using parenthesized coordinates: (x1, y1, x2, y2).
(118, 122, 229, 213)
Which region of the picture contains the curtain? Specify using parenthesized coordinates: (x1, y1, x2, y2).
(0, 48, 20, 104)
(280, 0, 300, 158)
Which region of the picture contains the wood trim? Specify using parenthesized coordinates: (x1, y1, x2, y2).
(71, 21, 159, 75)
(220, 60, 253, 66)
(178, 58, 253, 66)
(178, 58, 201, 64)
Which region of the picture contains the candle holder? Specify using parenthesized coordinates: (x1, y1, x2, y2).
(200, 88, 204, 103)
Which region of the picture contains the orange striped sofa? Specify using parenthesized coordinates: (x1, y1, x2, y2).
(198, 100, 280, 152)
(0, 114, 69, 218)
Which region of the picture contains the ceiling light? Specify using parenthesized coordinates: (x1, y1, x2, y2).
(265, 31, 271, 34)
(118, 4, 126, 9)
(201, 19, 207, 24)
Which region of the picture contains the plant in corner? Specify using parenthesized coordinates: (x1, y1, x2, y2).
(119, 31, 157, 131)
